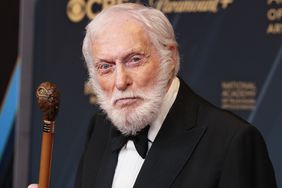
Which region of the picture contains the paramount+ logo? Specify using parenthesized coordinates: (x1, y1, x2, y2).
(67, 0, 233, 23)
(67, 0, 138, 23)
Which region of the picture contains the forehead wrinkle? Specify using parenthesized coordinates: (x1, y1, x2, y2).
(92, 18, 153, 63)
(95, 46, 148, 63)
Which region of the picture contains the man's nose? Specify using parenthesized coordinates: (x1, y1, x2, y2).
(114, 64, 132, 91)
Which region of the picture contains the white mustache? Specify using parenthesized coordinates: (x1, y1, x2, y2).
(111, 91, 144, 105)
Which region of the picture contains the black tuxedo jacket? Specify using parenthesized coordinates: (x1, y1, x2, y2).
(75, 79, 277, 188)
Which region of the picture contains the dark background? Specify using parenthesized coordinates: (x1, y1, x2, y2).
(1, 0, 281, 187)
(0, 0, 19, 187)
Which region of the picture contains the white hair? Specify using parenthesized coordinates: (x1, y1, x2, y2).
(82, 3, 180, 134)
(82, 3, 180, 78)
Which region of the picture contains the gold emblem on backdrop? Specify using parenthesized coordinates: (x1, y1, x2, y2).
(67, 0, 86, 22)
(66, 0, 234, 23)
(67, 0, 134, 23)
(84, 81, 97, 105)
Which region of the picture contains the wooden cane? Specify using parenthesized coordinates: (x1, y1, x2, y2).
(36, 82, 60, 188)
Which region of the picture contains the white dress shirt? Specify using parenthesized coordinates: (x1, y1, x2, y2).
(111, 77, 180, 188)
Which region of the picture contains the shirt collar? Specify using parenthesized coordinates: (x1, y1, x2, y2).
(148, 77, 180, 142)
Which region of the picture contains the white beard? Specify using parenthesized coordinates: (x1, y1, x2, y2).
(89, 57, 171, 135)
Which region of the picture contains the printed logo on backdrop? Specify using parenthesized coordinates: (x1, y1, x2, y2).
(267, 0, 282, 34)
(221, 81, 257, 110)
(149, 0, 233, 13)
(66, 0, 234, 23)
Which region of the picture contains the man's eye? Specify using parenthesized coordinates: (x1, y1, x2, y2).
(132, 56, 141, 62)
(101, 64, 111, 69)
(97, 63, 113, 74)
(128, 55, 143, 65)
(97, 63, 112, 70)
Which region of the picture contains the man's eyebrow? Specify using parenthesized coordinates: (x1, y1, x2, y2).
(94, 48, 146, 63)
(97, 59, 113, 63)
(94, 57, 114, 64)
(121, 50, 146, 61)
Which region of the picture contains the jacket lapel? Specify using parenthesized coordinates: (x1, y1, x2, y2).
(93, 142, 118, 188)
(82, 115, 118, 188)
(134, 78, 207, 188)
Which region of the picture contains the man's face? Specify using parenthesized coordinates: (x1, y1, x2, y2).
(92, 19, 161, 110)
(89, 18, 171, 135)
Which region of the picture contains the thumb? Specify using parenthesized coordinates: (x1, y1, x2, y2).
(28, 184, 38, 188)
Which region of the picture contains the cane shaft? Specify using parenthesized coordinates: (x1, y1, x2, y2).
(39, 124, 54, 188)
(36, 82, 59, 188)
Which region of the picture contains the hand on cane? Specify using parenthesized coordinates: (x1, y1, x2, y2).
(28, 184, 38, 188)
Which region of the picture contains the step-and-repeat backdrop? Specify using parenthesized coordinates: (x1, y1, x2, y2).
(0, 1, 19, 187)
(21, 0, 282, 187)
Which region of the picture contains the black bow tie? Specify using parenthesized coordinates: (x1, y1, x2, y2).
(111, 126, 149, 159)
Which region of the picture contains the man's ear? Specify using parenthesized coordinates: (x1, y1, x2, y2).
(166, 44, 176, 61)
(163, 44, 178, 91)
(166, 44, 177, 72)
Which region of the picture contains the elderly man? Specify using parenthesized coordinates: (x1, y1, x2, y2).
(29, 3, 276, 188)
